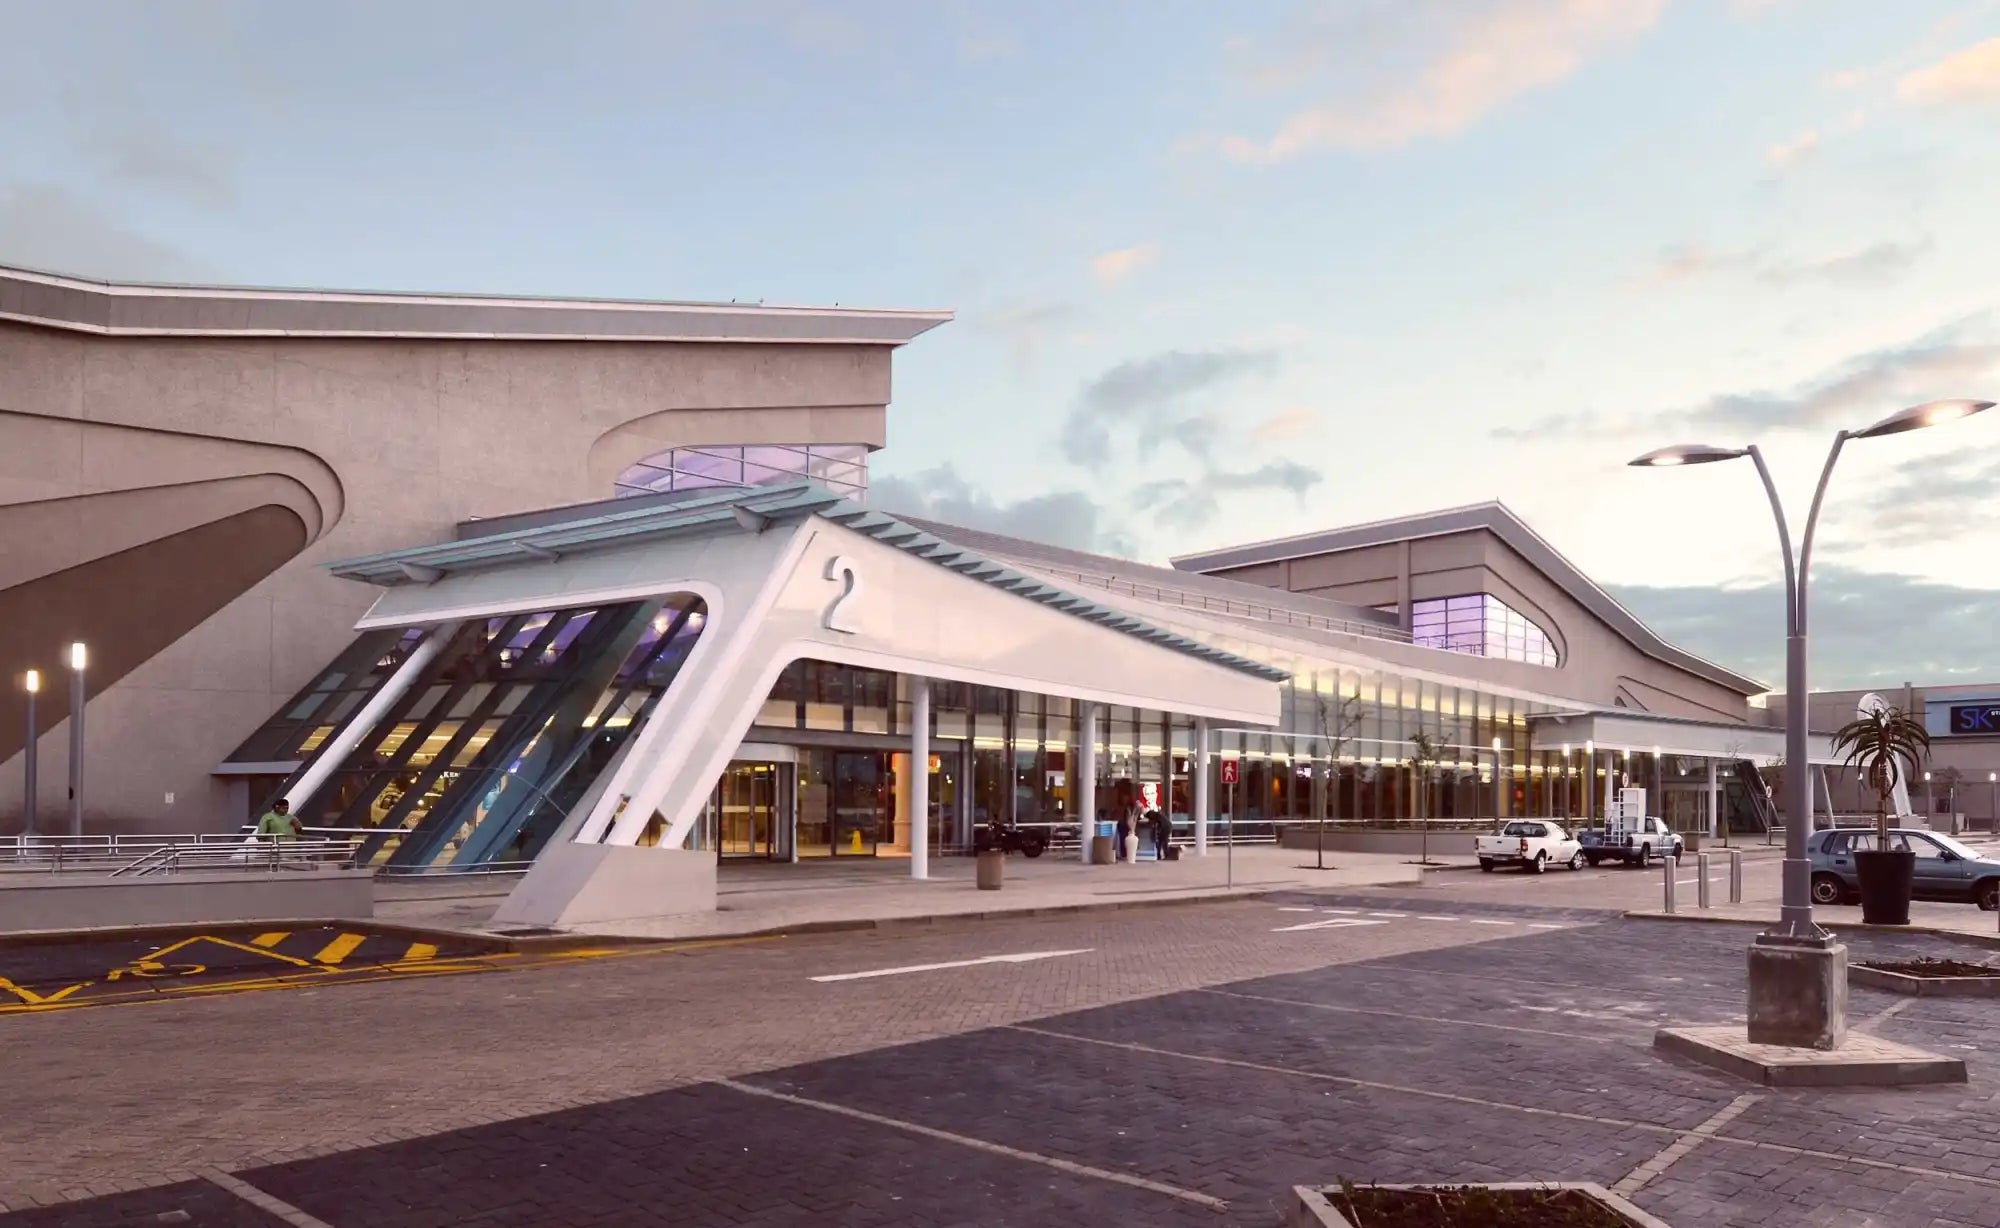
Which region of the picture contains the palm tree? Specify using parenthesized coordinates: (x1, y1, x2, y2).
(1830, 706, 1930, 846)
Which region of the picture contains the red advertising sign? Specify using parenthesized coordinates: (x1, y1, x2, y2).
(1219, 758, 1239, 785)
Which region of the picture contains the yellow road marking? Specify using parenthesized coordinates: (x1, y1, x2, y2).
(403, 942, 438, 962)
(0, 976, 88, 1006)
(313, 933, 367, 965)
(0, 931, 780, 1016)
(251, 932, 289, 948)
(141, 934, 318, 969)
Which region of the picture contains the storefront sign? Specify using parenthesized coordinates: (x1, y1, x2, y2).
(1949, 703, 2000, 734)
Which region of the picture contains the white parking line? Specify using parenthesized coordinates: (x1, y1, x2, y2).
(1526, 923, 1564, 929)
(1415, 915, 1458, 922)
(811, 948, 1094, 983)
(1366, 911, 1409, 918)
(1271, 917, 1393, 933)
(1468, 919, 1516, 926)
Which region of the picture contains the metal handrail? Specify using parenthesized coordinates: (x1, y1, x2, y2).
(1027, 564, 1414, 643)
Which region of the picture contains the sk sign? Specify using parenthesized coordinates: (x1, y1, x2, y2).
(1948, 704, 2000, 735)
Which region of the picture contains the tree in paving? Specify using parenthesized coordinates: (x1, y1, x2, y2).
(1310, 688, 1363, 871)
(1406, 729, 1447, 866)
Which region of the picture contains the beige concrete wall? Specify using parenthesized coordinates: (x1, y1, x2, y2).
(0, 321, 897, 834)
(1210, 527, 1754, 723)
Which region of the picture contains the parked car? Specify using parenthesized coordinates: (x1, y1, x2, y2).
(1578, 816, 1683, 868)
(1808, 828, 2000, 910)
(1476, 820, 1584, 874)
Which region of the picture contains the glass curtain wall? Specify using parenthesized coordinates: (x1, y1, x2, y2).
(253, 596, 709, 868)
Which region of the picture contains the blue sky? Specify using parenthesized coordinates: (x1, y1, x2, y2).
(3, 0, 1997, 687)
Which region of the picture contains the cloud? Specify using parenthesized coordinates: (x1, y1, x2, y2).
(1633, 238, 1928, 289)
(1090, 242, 1160, 284)
(1765, 129, 1820, 167)
(0, 182, 211, 280)
(80, 119, 237, 208)
(1252, 407, 1319, 441)
(1834, 447, 2000, 551)
(1063, 348, 1278, 464)
(1216, 0, 1665, 162)
(1494, 315, 2000, 439)
(868, 465, 1135, 556)
(973, 301, 1077, 373)
(1136, 461, 1325, 532)
(1610, 568, 2000, 690)
(1898, 37, 2000, 105)
(1759, 239, 1932, 286)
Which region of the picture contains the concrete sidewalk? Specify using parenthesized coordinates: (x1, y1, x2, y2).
(374, 846, 1427, 939)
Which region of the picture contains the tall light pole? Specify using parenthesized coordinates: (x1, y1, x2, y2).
(1632, 397, 1992, 1046)
(66, 641, 85, 838)
(1491, 736, 1504, 820)
(21, 670, 39, 838)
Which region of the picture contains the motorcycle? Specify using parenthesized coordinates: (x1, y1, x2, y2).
(973, 819, 1048, 858)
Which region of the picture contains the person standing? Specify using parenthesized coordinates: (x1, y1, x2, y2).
(1153, 808, 1171, 861)
(256, 798, 301, 843)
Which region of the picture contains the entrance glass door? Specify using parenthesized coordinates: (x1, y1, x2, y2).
(831, 751, 888, 856)
(717, 761, 785, 858)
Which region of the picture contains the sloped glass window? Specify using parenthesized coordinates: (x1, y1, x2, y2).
(265, 596, 709, 868)
(1407, 594, 1558, 667)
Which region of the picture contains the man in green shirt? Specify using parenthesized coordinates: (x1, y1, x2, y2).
(256, 798, 301, 842)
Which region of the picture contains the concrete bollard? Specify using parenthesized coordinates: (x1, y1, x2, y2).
(1697, 851, 1711, 909)
(1663, 852, 1677, 914)
(1728, 849, 1743, 904)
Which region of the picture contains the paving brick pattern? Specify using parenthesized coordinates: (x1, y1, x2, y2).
(6, 890, 2000, 1227)
(0, 1181, 286, 1227)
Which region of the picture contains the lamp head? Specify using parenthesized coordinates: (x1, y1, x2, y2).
(23, 669, 38, 694)
(1628, 444, 1749, 468)
(1853, 399, 1993, 440)
(68, 642, 86, 671)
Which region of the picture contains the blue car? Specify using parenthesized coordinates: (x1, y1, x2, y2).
(1807, 827, 2000, 911)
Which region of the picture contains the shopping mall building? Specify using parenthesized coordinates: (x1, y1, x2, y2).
(0, 262, 1838, 927)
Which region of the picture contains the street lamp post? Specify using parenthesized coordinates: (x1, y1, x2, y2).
(1632, 398, 1991, 1047)
(66, 641, 85, 839)
(21, 670, 39, 838)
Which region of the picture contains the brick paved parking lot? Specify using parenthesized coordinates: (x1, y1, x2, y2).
(5, 882, 1999, 1226)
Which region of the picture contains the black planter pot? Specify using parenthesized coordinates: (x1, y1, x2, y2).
(1854, 847, 1915, 925)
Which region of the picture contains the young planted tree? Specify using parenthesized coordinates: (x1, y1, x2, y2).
(1832, 706, 1930, 847)
(1407, 730, 1446, 866)
(1311, 689, 1363, 871)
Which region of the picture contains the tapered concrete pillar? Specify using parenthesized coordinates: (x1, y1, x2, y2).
(910, 676, 929, 880)
(1193, 718, 1211, 857)
(1077, 701, 1098, 863)
(1706, 758, 1719, 838)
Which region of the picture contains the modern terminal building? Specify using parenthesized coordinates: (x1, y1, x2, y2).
(1760, 684, 2000, 830)
(0, 262, 1840, 928)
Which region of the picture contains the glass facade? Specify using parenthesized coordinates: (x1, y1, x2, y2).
(614, 443, 869, 500)
(1401, 594, 1560, 667)
(239, 596, 709, 868)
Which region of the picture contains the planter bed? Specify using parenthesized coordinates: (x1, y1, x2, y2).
(1292, 1182, 1671, 1228)
(1851, 956, 2000, 998)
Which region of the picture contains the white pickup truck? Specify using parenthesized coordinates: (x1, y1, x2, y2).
(1476, 820, 1584, 874)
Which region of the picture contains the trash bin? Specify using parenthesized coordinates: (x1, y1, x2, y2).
(976, 850, 1004, 890)
(1090, 820, 1116, 865)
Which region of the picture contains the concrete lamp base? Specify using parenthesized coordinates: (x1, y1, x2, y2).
(1746, 935, 1847, 1049)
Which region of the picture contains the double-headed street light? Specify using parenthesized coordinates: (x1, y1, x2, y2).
(1632, 398, 1992, 1045)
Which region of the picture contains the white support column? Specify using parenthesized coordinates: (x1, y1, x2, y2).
(1077, 701, 1099, 863)
(1160, 718, 1174, 859)
(288, 621, 461, 813)
(1193, 717, 1211, 857)
(910, 676, 930, 880)
(1706, 757, 1719, 838)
